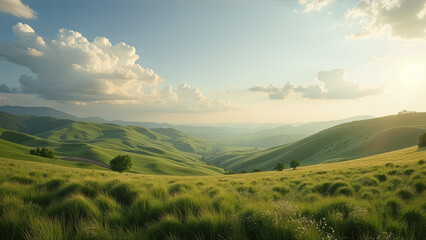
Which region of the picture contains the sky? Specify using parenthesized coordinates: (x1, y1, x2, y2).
(0, 0, 425, 124)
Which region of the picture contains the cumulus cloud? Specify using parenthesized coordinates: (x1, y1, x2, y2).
(160, 84, 231, 112)
(345, 0, 426, 40)
(298, 0, 335, 13)
(0, 23, 230, 112)
(314, 69, 384, 99)
(0, 0, 36, 19)
(249, 83, 295, 100)
(0, 83, 17, 93)
(249, 69, 384, 100)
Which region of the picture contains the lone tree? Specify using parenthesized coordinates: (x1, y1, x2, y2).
(290, 159, 300, 170)
(419, 132, 426, 148)
(274, 162, 285, 171)
(110, 154, 132, 173)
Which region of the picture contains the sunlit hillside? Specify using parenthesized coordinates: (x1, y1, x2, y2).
(207, 113, 426, 172)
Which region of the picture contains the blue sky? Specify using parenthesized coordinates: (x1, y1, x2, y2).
(0, 0, 425, 123)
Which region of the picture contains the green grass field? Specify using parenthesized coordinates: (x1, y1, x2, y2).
(0, 146, 424, 239)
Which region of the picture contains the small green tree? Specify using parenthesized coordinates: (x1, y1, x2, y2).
(290, 159, 300, 170)
(252, 168, 263, 173)
(274, 162, 285, 171)
(40, 148, 49, 157)
(110, 154, 132, 173)
(419, 132, 426, 148)
(46, 150, 55, 159)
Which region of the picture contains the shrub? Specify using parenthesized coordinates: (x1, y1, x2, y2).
(109, 154, 132, 173)
(417, 159, 424, 165)
(251, 168, 263, 173)
(273, 162, 285, 171)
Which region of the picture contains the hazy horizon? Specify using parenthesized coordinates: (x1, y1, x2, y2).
(0, 0, 425, 124)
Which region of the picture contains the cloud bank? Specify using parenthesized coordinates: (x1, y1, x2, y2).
(298, 0, 335, 13)
(0, 0, 36, 19)
(346, 0, 426, 40)
(0, 83, 17, 93)
(0, 23, 230, 112)
(249, 69, 384, 100)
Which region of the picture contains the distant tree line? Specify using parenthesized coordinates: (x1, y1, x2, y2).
(398, 110, 416, 115)
(30, 148, 55, 159)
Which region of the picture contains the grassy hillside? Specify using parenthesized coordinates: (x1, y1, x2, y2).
(0, 146, 424, 239)
(208, 113, 426, 172)
(0, 111, 223, 176)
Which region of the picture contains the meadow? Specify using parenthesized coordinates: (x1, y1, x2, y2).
(0, 146, 425, 240)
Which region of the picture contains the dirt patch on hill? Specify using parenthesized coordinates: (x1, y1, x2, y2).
(63, 157, 111, 169)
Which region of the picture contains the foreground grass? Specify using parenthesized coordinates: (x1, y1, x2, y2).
(0, 146, 425, 240)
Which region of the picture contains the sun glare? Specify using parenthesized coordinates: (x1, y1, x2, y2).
(399, 64, 425, 86)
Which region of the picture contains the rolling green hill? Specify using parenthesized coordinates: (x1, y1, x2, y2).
(0, 111, 223, 176)
(207, 112, 426, 172)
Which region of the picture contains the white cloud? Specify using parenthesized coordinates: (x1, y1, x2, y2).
(249, 69, 384, 100)
(0, 0, 36, 19)
(366, 54, 389, 66)
(160, 84, 231, 112)
(345, 0, 426, 40)
(249, 83, 295, 100)
(298, 0, 335, 13)
(0, 23, 230, 112)
(314, 69, 384, 99)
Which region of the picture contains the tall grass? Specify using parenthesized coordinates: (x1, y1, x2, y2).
(0, 148, 425, 240)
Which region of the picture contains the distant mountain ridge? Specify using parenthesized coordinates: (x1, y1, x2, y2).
(0, 105, 374, 148)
